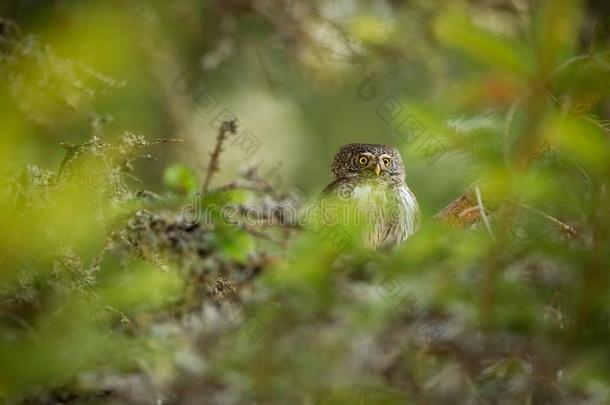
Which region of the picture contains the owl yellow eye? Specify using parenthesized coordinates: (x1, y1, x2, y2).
(383, 158, 392, 166)
(358, 156, 368, 165)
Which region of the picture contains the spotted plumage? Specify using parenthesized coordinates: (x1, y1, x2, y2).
(321, 143, 420, 249)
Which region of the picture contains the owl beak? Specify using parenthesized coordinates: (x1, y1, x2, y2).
(374, 163, 381, 176)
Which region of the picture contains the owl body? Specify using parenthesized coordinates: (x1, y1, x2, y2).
(321, 143, 420, 249)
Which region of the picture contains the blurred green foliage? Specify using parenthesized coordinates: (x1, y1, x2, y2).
(1, 0, 610, 403)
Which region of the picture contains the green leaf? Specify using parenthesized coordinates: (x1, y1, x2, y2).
(532, 0, 583, 74)
(211, 227, 256, 264)
(434, 10, 531, 76)
(163, 164, 198, 195)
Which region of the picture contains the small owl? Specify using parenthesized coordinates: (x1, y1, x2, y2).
(321, 143, 420, 249)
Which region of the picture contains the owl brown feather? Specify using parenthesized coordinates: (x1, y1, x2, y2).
(321, 143, 420, 249)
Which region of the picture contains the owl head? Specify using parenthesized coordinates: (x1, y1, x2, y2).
(330, 143, 406, 181)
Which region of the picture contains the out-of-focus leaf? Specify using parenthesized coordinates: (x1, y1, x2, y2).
(533, 0, 583, 75)
(98, 262, 183, 311)
(544, 114, 610, 175)
(348, 15, 393, 45)
(434, 10, 531, 76)
(163, 163, 198, 195)
(211, 227, 256, 264)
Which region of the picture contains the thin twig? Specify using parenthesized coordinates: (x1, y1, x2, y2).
(241, 224, 286, 247)
(475, 186, 495, 241)
(213, 172, 281, 200)
(508, 199, 583, 239)
(148, 138, 184, 146)
(201, 120, 238, 195)
(0, 311, 39, 340)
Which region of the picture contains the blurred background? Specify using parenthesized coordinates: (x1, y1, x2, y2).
(1, 0, 610, 403)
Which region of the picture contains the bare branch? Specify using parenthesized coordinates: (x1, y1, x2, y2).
(475, 186, 495, 241)
(201, 120, 238, 195)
